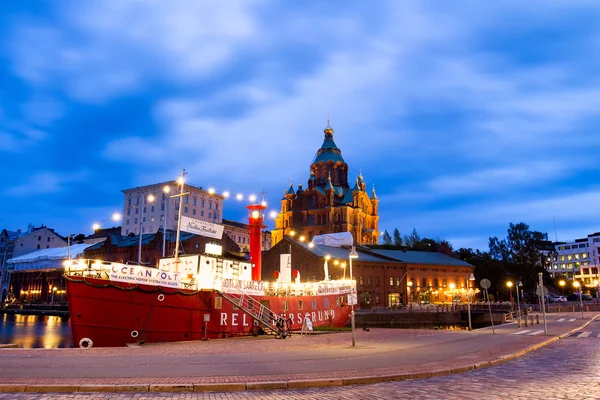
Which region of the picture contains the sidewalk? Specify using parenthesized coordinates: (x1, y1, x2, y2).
(0, 312, 598, 393)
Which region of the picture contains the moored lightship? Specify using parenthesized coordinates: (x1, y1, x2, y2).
(65, 198, 355, 348)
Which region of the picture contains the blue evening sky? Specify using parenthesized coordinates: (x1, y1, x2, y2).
(1, 1, 600, 251)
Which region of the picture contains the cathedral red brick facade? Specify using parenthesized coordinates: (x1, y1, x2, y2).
(271, 122, 379, 246)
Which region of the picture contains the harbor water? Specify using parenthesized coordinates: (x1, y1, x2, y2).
(0, 314, 73, 348)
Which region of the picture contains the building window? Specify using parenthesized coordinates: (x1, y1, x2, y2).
(136, 208, 139, 215)
(193, 197, 197, 205)
(360, 276, 364, 286)
(215, 297, 222, 309)
(298, 300, 303, 310)
(193, 209, 196, 215)
(201, 211, 204, 217)
(184, 195, 189, 204)
(389, 277, 393, 286)
(209, 213, 212, 218)
(201, 199, 205, 207)
(375, 277, 380, 286)
(184, 207, 188, 213)
(209, 201, 213, 210)
(126, 219, 129, 225)
(127, 210, 131, 216)
(396, 277, 401, 286)
(375, 293, 380, 305)
(37, 244, 40, 249)
(367, 276, 372, 286)
(143, 217, 146, 222)
(215, 203, 219, 210)
(128, 198, 132, 207)
(312, 299, 317, 309)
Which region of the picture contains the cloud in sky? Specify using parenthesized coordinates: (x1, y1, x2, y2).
(1, 0, 600, 249)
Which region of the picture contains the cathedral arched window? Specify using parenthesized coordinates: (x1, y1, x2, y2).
(308, 197, 315, 210)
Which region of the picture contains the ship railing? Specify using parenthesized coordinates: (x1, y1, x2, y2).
(217, 289, 279, 335)
(63, 259, 112, 280)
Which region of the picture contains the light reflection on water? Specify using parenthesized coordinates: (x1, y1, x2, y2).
(1, 314, 73, 348)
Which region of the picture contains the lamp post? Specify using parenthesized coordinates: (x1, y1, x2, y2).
(138, 194, 155, 264)
(506, 281, 514, 311)
(349, 245, 358, 347)
(407, 281, 413, 309)
(559, 279, 566, 296)
(341, 262, 347, 280)
(516, 280, 522, 328)
(467, 273, 475, 331)
(573, 281, 584, 319)
(594, 278, 599, 304)
(52, 286, 57, 303)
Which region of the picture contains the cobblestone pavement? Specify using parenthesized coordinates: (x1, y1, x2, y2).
(1, 335, 599, 399)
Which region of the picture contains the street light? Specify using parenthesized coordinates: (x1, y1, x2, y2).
(467, 273, 475, 331)
(573, 281, 584, 319)
(506, 281, 514, 311)
(138, 193, 155, 264)
(407, 280, 413, 308)
(594, 278, 599, 304)
(349, 245, 358, 347)
(559, 279, 566, 296)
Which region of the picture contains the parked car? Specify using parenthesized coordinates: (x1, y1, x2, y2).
(566, 293, 593, 301)
(548, 295, 567, 303)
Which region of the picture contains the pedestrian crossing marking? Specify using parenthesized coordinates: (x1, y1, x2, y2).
(568, 331, 600, 338)
(558, 318, 565, 322)
(530, 330, 544, 335)
(569, 319, 576, 322)
(513, 330, 531, 335)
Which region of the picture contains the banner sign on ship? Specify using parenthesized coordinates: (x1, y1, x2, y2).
(180, 216, 224, 239)
(109, 263, 181, 288)
(215, 278, 265, 296)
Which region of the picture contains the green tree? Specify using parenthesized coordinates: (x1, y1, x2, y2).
(403, 228, 421, 248)
(393, 229, 402, 247)
(489, 222, 549, 295)
(382, 230, 392, 245)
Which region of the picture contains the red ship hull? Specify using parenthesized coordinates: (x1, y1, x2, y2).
(66, 276, 352, 348)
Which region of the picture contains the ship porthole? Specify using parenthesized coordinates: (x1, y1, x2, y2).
(131, 330, 139, 338)
(79, 338, 93, 349)
(157, 294, 165, 302)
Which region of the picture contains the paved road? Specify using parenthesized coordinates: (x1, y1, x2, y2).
(1, 333, 598, 399)
(0, 313, 598, 399)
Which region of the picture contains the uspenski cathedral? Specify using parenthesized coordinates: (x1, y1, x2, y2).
(271, 121, 379, 246)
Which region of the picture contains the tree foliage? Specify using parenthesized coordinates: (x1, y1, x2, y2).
(392, 228, 402, 247)
(381, 230, 392, 245)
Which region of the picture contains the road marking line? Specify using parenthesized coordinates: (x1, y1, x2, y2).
(529, 330, 544, 335)
(597, 333, 600, 338)
(569, 319, 576, 322)
(578, 331, 592, 338)
(558, 318, 565, 322)
(513, 330, 531, 335)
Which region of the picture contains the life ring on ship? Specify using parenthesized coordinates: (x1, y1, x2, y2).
(157, 294, 165, 302)
(131, 330, 139, 338)
(79, 338, 93, 349)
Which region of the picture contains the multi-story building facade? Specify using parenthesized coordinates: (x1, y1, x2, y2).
(12, 225, 67, 259)
(271, 122, 379, 246)
(1, 225, 67, 302)
(121, 181, 225, 236)
(223, 219, 272, 252)
(0, 229, 21, 302)
(546, 232, 600, 288)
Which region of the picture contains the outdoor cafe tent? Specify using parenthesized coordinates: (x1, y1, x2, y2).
(6, 244, 94, 272)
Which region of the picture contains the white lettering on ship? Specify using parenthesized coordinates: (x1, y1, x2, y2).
(218, 310, 336, 326)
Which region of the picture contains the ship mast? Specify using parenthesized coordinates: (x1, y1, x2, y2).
(173, 169, 188, 265)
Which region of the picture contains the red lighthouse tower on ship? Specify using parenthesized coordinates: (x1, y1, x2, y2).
(246, 203, 267, 281)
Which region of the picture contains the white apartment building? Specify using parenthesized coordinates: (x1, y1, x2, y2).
(547, 232, 600, 287)
(121, 181, 224, 236)
(222, 219, 272, 252)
